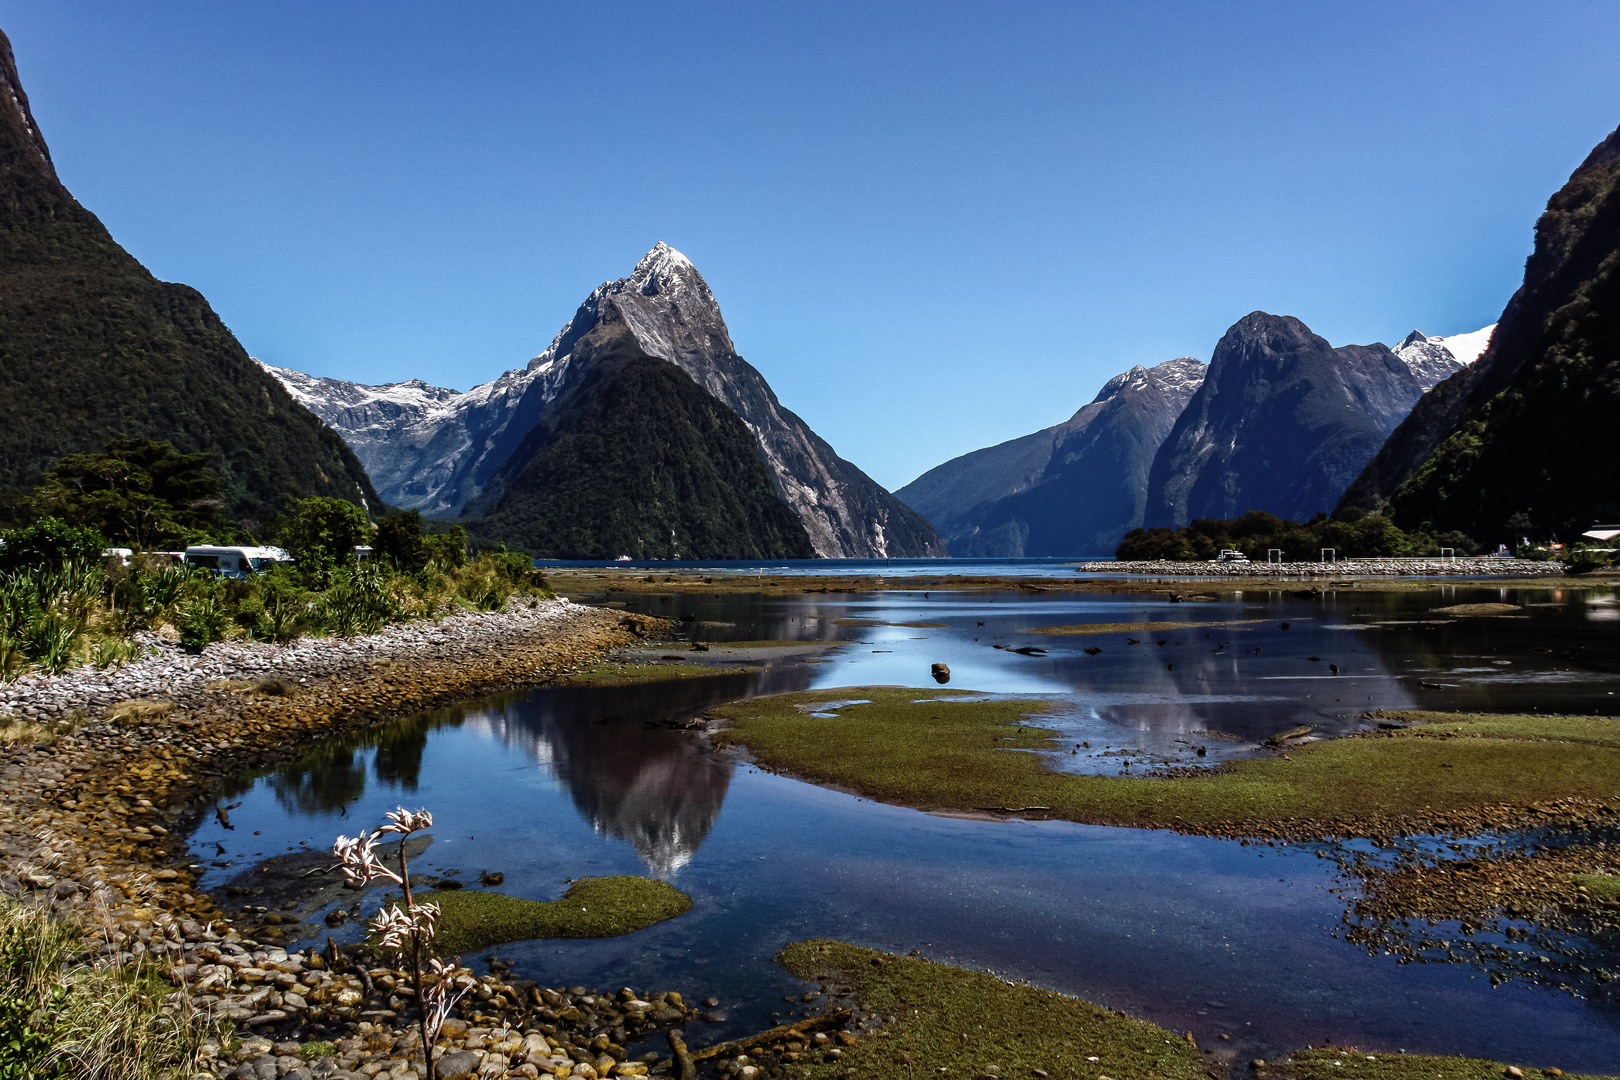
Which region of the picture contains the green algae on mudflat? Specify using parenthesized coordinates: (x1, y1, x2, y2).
(774, 941, 1617, 1080)
(777, 939, 1207, 1080)
(554, 662, 759, 687)
(401, 877, 692, 956)
(709, 689, 1620, 836)
(1271, 1048, 1613, 1080)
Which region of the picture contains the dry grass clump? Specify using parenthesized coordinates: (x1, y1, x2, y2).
(0, 895, 212, 1079)
(105, 699, 176, 726)
(0, 710, 84, 745)
(207, 677, 292, 698)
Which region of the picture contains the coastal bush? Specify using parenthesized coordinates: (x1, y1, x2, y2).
(1114, 511, 1478, 562)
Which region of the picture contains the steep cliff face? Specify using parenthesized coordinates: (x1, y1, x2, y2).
(896, 357, 1205, 556)
(271, 244, 945, 557)
(462, 316, 816, 560)
(0, 28, 379, 520)
(1340, 124, 1620, 538)
(1146, 313, 1424, 527)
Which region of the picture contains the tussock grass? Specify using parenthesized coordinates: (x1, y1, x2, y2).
(105, 699, 176, 726)
(0, 895, 211, 1079)
(400, 877, 692, 956)
(711, 689, 1620, 834)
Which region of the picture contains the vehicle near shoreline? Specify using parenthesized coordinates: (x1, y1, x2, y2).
(182, 544, 291, 578)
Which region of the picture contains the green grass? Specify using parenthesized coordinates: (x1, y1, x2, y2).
(407, 877, 692, 956)
(710, 690, 1620, 835)
(1573, 872, 1620, 899)
(776, 940, 1208, 1079)
(556, 662, 754, 686)
(1273, 1047, 1613, 1080)
(773, 941, 1616, 1080)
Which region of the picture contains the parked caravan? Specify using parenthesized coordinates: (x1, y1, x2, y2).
(182, 545, 291, 578)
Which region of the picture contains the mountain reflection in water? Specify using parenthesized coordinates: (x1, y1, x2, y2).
(257, 662, 814, 874)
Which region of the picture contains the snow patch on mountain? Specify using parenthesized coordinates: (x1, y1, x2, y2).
(1392, 324, 1495, 391)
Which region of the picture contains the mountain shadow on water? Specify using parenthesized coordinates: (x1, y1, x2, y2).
(0, 29, 378, 520)
(1340, 123, 1620, 540)
(461, 316, 816, 560)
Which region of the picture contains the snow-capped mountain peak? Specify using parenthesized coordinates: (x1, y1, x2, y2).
(1392, 324, 1495, 391)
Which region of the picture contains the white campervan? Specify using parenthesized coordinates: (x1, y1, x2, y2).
(182, 545, 291, 578)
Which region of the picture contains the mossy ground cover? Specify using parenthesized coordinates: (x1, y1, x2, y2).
(554, 662, 757, 687)
(776, 939, 1207, 1080)
(1270, 1049, 1611, 1080)
(404, 877, 692, 956)
(774, 941, 1615, 1080)
(710, 691, 1620, 838)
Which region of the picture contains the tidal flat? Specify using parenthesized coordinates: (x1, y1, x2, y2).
(177, 578, 1620, 1075)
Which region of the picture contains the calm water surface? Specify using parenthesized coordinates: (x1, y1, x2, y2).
(189, 585, 1620, 1071)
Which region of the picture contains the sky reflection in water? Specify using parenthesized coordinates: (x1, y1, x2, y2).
(188, 585, 1620, 1071)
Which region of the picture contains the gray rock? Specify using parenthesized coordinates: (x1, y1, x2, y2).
(436, 1050, 483, 1079)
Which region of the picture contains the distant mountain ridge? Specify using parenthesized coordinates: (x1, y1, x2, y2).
(0, 27, 379, 521)
(1340, 122, 1620, 538)
(895, 357, 1205, 556)
(898, 315, 1494, 553)
(270, 244, 944, 557)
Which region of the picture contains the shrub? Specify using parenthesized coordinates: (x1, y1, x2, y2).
(0, 518, 107, 573)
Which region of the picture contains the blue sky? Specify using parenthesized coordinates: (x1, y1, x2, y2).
(5, 2, 1619, 489)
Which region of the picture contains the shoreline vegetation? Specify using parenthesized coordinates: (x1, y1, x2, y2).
(709, 690, 1620, 842)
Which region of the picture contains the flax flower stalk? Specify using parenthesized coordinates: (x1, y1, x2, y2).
(333, 806, 454, 1080)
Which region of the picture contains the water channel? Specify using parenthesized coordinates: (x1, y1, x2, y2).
(188, 583, 1620, 1072)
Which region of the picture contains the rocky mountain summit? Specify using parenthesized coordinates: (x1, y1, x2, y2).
(896, 357, 1205, 556)
(0, 28, 378, 518)
(272, 244, 942, 558)
(1392, 325, 1495, 390)
(1146, 312, 1426, 527)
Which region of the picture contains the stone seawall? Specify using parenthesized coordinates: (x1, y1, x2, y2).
(1081, 558, 1561, 578)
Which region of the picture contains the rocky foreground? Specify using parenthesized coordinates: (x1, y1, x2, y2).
(0, 598, 725, 1078)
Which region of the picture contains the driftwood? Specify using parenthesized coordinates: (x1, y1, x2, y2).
(1264, 724, 1313, 747)
(667, 1030, 695, 1080)
(975, 806, 1051, 814)
(690, 1009, 853, 1063)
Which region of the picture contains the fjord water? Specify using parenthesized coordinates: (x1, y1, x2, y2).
(189, 585, 1620, 1071)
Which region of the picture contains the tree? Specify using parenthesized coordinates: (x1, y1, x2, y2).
(374, 511, 428, 573)
(275, 497, 372, 578)
(29, 439, 228, 549)
(423, 525, 468, 570)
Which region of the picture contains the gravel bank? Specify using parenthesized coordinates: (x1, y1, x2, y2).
(0, 598, 717, 1078)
